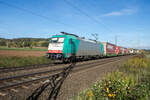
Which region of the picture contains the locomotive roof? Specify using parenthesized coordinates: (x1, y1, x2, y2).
(61, 32, 79, 37)
(52, 34, 77, 38)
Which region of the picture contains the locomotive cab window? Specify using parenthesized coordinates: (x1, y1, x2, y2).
(58, 38, 64, 43)
(51, 38, 58, 43)
(51, 37, 64, 43)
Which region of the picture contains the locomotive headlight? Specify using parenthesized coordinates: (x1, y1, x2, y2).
(46, 53, 49, 57)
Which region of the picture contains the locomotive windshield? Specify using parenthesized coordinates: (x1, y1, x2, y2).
(50, 37, 64, 43)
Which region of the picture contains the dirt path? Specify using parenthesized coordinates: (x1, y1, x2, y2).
(0, 50, 47, 57)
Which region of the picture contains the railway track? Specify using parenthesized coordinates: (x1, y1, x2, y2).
(0, 56, 130, 92)
(0, 56, 126, 74)
(0, 63, 56, 73)
(0, 57, 112, 73)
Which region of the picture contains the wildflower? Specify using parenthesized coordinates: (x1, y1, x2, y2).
(104, 82, 107, 86)
(112, 94, 116, 98)
(86, 90, 94, 97)
(106, 88, 109, 92)
(108, 93, 116, 98)
(108, 93, 112, 97)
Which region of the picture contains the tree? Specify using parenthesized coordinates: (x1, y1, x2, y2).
(16, 42, 22, 48)
(41, 41, 49, 47)
(29, 41, 33, 49)
(0, 40, 7, 46)
(22, 41, 25, 48)
(7, 41, 16, 48)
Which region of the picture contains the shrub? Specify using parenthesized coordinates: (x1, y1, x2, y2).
(128, 83, 149, 100)
(91, 72, 135, 100)
(78, 72, 149, 100)
(78, 55, 150, 100)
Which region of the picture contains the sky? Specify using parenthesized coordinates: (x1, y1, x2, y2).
(0, 0, 150, 49)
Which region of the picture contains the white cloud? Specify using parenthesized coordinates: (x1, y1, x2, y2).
(102, 8, 137, 17)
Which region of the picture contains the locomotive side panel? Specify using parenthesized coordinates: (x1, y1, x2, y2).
(76, 39, 101, 56)
(62, 36, 80, 58)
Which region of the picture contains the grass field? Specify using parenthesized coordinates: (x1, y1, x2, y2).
(0, 56, 51, 68)
(0, 46, 47, 51)
(77, 54, 150, 100)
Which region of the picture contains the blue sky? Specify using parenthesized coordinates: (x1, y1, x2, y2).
(0, 0, 150, 49)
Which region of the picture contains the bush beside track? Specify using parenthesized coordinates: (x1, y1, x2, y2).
(0, 56, 51, 68)
(77, 54, 150, 100)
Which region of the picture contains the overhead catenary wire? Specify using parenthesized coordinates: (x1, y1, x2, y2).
(0, 0, 113, 39)
(63, 0, 113, 33)
(0, 1, 70, 27)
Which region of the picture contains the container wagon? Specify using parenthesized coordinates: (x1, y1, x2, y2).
(115, 46, 119, 55)
(125, 48, 129, 55)
(119, 47, 126, 55)
(129, 49, 135, 54)
(102, 42, 116, 56)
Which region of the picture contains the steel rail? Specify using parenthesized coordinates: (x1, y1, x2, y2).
(0, 63, 55, 73)
(0, 55, 124, 73)
(0, 56, 128, 91)
(0, 56, 123, 82)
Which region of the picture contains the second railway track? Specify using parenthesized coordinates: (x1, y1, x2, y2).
(0, 63, 56, 73)
(0, 56, 124, 73)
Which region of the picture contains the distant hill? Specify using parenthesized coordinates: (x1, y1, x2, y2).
(0, 37, 49, 41)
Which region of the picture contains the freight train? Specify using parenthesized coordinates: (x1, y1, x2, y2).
(46, 32, 137, 62)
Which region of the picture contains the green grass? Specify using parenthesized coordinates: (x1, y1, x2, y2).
(0, 47, 47, 51)
(0, 56, 51, 68)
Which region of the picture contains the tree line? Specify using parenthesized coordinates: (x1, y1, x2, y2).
(0, 38, 50, 48)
